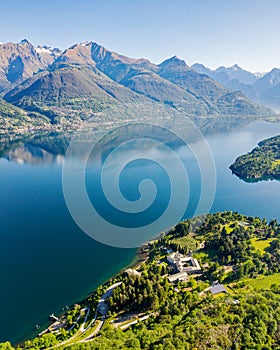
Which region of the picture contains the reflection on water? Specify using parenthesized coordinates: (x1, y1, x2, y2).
(0, 116, 261, 164)
(6, 144, 65, 165)
(1, 118, 280, 344)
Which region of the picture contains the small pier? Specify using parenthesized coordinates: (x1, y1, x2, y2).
(49, 313, 59, 321)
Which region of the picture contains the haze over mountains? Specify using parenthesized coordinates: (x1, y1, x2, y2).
(191, 63, 280, 111)
(0, 39, 278, 132)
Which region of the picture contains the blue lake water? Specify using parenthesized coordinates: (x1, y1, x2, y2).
(1, 120, 280, 343)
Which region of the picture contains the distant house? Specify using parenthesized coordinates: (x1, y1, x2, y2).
(168, 271, 188, 283)
(238, 221, 249, 227)
(125, 268, 141, 277)
(167, 252, 202, 274)
(209, 283, 228, 295)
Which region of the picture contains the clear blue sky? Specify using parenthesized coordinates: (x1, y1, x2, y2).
(1, 0, 279, 72)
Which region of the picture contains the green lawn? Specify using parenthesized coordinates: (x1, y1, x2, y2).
(194, 249, 218, 262)
(223, 221, 250, 234)
(224, 223, 235, 233)
(271, 159, 280, 169)
(251, 237, 272, 254)
(243, 273, 280, 290)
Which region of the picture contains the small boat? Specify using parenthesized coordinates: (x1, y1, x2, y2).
(35, 324, 40, 330)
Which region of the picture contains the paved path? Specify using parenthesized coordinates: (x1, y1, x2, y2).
(82, 316, 105, 342)
(80, 307, 90, 332)
(80, 282, 122, 342)
(47, 307, 89, 349)
(48, 282, 122, 349)
(120, 315, 150, 330)
(47, 282, 122, 348)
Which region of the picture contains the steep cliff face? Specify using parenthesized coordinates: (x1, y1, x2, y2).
(0, 40, 60, 93)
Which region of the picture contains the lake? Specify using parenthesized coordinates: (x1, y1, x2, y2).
(1, 120, 280, 344)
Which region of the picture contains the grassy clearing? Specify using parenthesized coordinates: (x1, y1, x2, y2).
(251, 237, 272, 254)
(224, 222, 235, 233)
(243, 273, 280, 290)
(194, 249, 218, 262)
(271, 159, 280, 169)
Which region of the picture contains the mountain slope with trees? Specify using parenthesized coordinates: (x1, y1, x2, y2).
(0, 97, 49, 133)
(0, 40, 277, 132)
(4, 65, 153, 123)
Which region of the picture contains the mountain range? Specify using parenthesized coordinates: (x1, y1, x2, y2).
(0, 39, 61, 92)
(191, 63, 280, 111)
(0, 39, 278, 132)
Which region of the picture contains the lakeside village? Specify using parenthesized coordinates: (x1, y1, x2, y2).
(12, 211, 280, 349)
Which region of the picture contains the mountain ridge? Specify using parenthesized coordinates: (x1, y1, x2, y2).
(0, 39, 61, 93)
(0, 39, 278, 132)
(192, 63, 280, 111)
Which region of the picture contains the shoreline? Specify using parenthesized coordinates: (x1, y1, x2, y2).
(10, 209, 280, 348)
(230, 168, 280, 183)
(19, 245, 148, 346)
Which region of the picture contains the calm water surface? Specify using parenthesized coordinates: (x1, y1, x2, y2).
(1, 121, 280, 343)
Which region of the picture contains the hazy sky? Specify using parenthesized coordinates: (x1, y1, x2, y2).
(0, 0, 279, 72)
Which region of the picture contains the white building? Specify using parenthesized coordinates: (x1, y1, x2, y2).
(167, 252, 201, 274)
(168, 271, 188, 283)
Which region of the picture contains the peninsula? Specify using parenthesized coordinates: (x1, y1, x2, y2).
(230, 135, 280, 181)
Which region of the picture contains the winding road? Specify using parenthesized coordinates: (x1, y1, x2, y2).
(47, 282, 122, 348)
